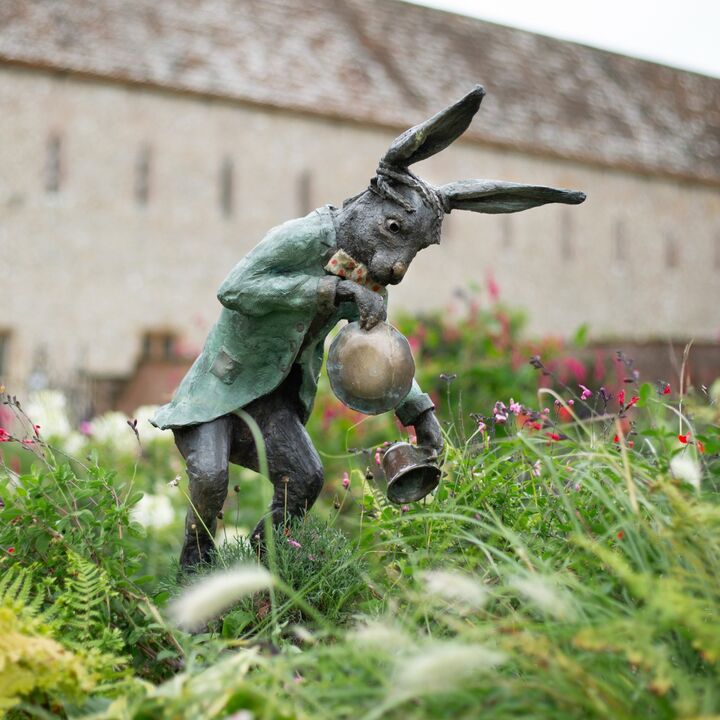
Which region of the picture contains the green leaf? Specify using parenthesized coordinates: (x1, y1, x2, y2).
(636, 382, 654, 408)
(572, 323, 589, 348)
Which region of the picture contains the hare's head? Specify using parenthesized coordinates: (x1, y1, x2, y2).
(334, 85, 586, 287)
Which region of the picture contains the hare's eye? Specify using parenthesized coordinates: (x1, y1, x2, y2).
(385, 218, 402, 234)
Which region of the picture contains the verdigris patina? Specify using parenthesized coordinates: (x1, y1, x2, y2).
(152, 85, 586, 568)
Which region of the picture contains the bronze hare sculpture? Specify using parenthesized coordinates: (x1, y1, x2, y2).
(151, 85, 586, 568)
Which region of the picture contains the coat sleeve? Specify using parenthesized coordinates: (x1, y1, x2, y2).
(381, 292, 435, 425)
(217, 221, 338, 317)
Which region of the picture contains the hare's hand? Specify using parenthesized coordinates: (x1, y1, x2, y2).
(336, 281, 387, 330)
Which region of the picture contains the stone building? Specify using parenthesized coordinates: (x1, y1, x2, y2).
(1, 0, 719, 411)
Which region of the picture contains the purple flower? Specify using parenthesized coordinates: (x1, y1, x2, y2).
(509, 399, 522, 415)
(288, 539, 301, 549)
(342, 471, 350, 490)
(579, 384, 592, 401)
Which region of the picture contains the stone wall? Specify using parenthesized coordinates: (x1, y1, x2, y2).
(2, 66, 719, 397)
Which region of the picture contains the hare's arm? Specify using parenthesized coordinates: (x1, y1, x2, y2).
(217, 228, 335, 317)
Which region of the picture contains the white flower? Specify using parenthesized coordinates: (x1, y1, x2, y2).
(133, 405, 171, 445)
(169, 565, 273, 631)
(89, 411, 138, 455)
(670, 454, 702, 490)
(26, 390, 71, 439)
(61, 431, 87, 457)
(392, 643, 505, 699)
(509, 574, 573, 620)
(131, 493, 177, 529)
(350, 620, 413, 649)
(420, 569, 487, 611)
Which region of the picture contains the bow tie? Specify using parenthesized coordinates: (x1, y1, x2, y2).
(324, 249, 384, 293)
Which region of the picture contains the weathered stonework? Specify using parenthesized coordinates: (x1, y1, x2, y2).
(1, 0, 719, 396)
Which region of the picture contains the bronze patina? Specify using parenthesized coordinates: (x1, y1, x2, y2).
(152, 85, 586, 568)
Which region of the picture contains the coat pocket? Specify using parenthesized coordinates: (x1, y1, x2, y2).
(209, 346, 242, 385)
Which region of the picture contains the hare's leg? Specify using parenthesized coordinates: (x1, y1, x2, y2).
(173, 416, 233, 568)
(235, 398, 323, 543)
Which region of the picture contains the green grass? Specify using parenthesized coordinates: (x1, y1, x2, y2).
(2, 383, 719, 719)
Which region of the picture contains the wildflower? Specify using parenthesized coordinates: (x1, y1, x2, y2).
(567, 399, 574, 406)
(21, 438, 34, 445)
(531, 460, 541, 477)
(0, 428, 10, 442)
(542, 407, 550, 415)
(79, 420, 93, 435)
(131, 494, 176, 529)
(7, 547, 15, 554)
(342, 471, 350, 490)
(351, 620, 412, 649)
(169, 565, 273, 631)
(391, 643, 505, 699)
(33, 424, 41, 436)
(420, 570, 487, 611)
(613, 434, 620, 443)
(530, 422, 543, 431)
(476, 420, 486, 434)
(617, 389, 626, 407)
(670, 454, 701, 490)
(408, 434, 417, 444)
(697, 440, 705, 454)
(494, 413, 507, 424)
(509, 399, 522, 415)
(401, 505, 410, 513)
(547, 432, 562, 442)
(627, 395, 640, 408)
(375, 450, 382, 465)
(529, 355, 543, 370)
(509, 574, 573, 619)
(616, 530, 625, 540)
(579, 384, 592, 401)
(678, 434, 689, 444)
(662, 383, 671, 395)
(288, 539, 301, 549)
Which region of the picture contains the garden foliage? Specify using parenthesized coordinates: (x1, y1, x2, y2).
(0, 299, 719, 719)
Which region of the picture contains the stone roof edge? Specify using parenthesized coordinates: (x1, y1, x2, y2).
(3, 54, 719, 191)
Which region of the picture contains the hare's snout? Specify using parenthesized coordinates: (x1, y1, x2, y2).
(391, 261, 407, 281)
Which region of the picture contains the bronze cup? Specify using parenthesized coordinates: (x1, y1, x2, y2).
(382, 442, 441, 504)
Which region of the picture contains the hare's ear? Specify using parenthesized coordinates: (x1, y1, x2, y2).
(438, 180, 586, 214)
(381, 86, 485, 169)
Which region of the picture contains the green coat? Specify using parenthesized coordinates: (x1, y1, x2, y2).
(151, 206, 433, 430)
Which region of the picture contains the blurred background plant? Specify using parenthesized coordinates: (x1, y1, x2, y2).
(1, 295, 719, 718)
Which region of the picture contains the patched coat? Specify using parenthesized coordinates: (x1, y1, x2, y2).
(151, 206, 433, 430)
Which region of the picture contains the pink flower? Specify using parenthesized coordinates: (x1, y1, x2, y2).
(617, 389, 626, 407)
(401, 505, 410, 513)
(342, 472, 350, 490)
(494, 413, 507, 424)
(509, 399, 522, 415)
(579, 384, 592, 401)
(408, 434, 417, 444)
(487, 271, 500, 302)
(21, 438, 34, 445)
(79, 420, 93, 435)
(567, 399, 575, 406)
(532, 460, 541, 477)
(288, 539, 301, 549)
(0, 428, 10, 442)
(627, 395, 639, 408)
(476, 420, 486, 434)
(375, 450, 382, 465)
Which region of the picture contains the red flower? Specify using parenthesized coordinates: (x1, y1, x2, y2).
(678, 434, 689, 444)
(546, 432, 562, 442)
(662, 384, 671, 395)
(613, 434, 620, 443)
(531, 422, 543, 431)
(616, 531, 624, 540)
(627, 396, 640, 408)
(697, 440, 705, 454)
(617, 389, 626, 407)
(7, 547, 15, 554)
